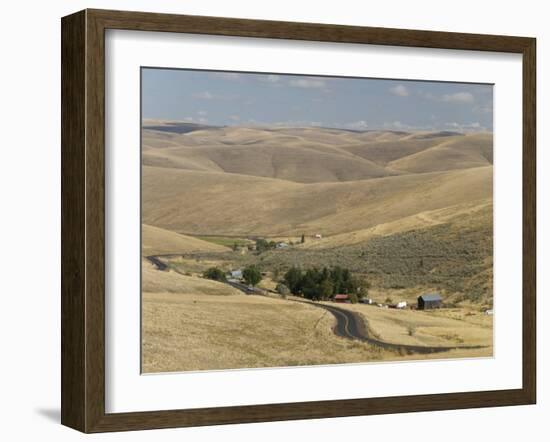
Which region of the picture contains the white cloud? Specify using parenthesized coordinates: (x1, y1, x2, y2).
(419, 91, 436, 100)
(229, 115, 241, 121)
(193, 91, 214, 100)
(197, 110, 208, 116)
(389, 84, 409, 97)
(182, 116, 208, 124)
(474, 104, 493, 114)
(445, 121, 484, 131)
(271, 120, 327, 128)
(288, 78, 326, 89)
(384, 121, 409, 129)
(442, 92, 475, 103)
(193, 91, 237, 101)
(344, 120, 369, 130)
(257, 75, 282, 87)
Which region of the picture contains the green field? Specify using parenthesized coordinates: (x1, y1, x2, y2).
(195, 236, 252, 248)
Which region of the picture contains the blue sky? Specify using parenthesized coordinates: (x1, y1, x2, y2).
(142, 68, 493, 131)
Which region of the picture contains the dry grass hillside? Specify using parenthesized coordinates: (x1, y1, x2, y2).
(142, 223, 228, 255)
(142, 124, 492, 182)
(141, 122, 494, 372)
(142, 164, 492, 237)
(301, 199, 492, 249)
(142, 258, 239, 295)
(142, 292, 384, 373)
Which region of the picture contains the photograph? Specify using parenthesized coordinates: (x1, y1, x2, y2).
(140, 68, 494, 374)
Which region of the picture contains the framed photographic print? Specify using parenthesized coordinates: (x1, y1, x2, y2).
(61, 9, 536, 433)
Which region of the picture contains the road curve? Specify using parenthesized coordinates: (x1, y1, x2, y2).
(302, 301, 486, 355)
(145, 255, 169, 271)
(144, 256, 484, 355)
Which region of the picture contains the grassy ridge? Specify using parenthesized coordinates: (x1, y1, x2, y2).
(233, 205, 493, 305)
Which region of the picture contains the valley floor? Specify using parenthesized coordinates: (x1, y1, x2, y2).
(142, 266, 493, 373)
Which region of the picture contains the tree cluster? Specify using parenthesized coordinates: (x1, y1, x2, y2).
(255, 238, 277, 253)
(283, 266, 366, 301)
(202, 267, 226, 282)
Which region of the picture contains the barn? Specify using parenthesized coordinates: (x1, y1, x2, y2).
(334, 294, 349, 303)
(417, 293, 442, 310)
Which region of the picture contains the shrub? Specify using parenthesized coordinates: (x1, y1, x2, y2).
(202, 267, 226, 282)
(276, 283, 290, 298)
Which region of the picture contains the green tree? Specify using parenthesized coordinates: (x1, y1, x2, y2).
(232, 242, 238, 251)
(284, 267, 303, 294)
(301, 270, 319, 300)
(243, 266, 262, 286)
(319, 279, 334, 300)
(202, 267, 226, 282)
(255, 238, 269, 253)
(301, 234, 305, 244)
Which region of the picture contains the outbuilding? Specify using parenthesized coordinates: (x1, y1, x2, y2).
(417, 293, 442, 310)
(334, 294, 349, 303)
(230, 269, 243, 279)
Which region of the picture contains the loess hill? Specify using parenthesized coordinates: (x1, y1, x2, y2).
(141, 121, 494, 303)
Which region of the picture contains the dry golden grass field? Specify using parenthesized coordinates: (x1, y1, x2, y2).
(330, 302, 492, 351)
(142, 224, 229, 256)
(141, 122, 494, 372)
(142, 290, 385, 373)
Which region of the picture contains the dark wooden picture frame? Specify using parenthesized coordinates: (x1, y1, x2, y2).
(61, 9, 536, 433)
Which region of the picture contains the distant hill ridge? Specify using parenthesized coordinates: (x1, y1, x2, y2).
(142, 122, 492, 183)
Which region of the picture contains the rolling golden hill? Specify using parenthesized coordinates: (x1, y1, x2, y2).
(141, 123, 493, 302)
(142, 124, 492, 183)
(142, 223, 229, 255)
(142, 164, 492, 237)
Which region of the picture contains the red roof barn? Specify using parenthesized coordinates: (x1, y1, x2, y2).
(334, 294, 349, 303)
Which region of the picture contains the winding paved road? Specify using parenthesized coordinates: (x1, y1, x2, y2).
(145, 254, 485, 355)
(145, 255, 169, 271)
(304, 301, 486, 355)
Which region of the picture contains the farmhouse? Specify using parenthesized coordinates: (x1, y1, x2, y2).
(229, 269, 243, 279)
(276, 242, 289, 249)
(417, 293, 442, 310)
(334, 294, 349, 303)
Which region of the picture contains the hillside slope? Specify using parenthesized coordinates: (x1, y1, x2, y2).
(142, 224, 229, 255)
(142, 125, 492, 183)
(142, 165, 492, 237)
